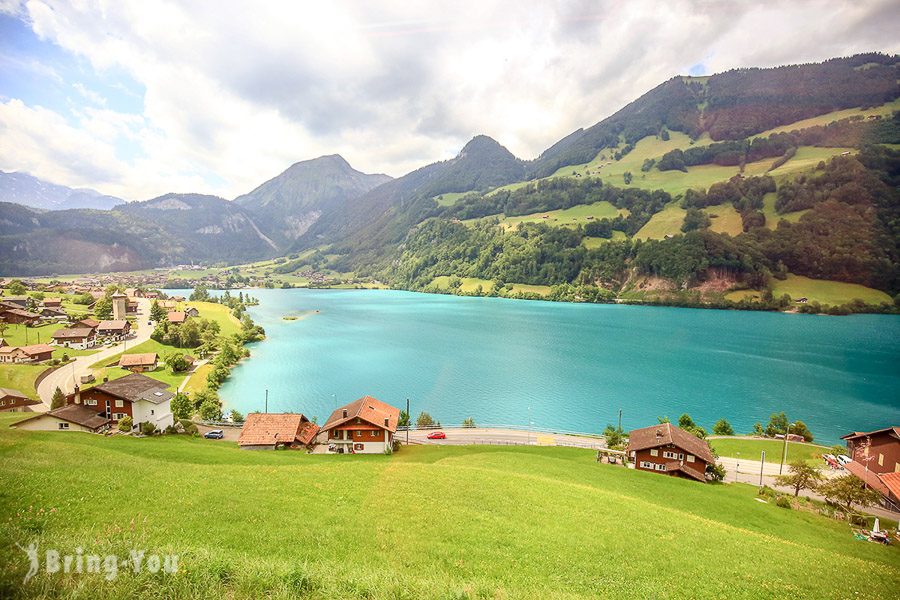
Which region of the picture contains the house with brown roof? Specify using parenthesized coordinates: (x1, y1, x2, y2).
(320, 396, 401, 454)
(840, 427, 900, 510)
(11, 404, 111, 432)
(167, 311, 186, 324)
(0, 308, 43, 325)
(238, 413, 320, 450)
(118, 353, 158, 372)
(0, 387, 40, 412)
(51, 327, 96, 350)
(97, 320, 131, 340)
(39, 306, 68, 321)
(66, 373, 174, 432)
(627, 422, 715, 482)
(42, 298, 62, 308)
(76, 318, 100, 331)
(0, 343, 53, 364)
(0, 346, 25, 364)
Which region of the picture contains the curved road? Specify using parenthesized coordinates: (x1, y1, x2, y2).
(36, 298, 153, 410)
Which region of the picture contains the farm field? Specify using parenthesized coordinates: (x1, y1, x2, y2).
(767, 146, 855, 178)
(634, 201, 686, 240)
(582, 231, 627, 248)
(752, 98, 900, 138)
(761, 192, 808, 228)
(465, 201, 627, 230)
(706, 204, 744, 236)
(708, 437, 832, 468)
(725, 275, 893, 306)
(1, 423, 897, 599)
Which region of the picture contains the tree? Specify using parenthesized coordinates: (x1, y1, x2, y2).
(73, 292, 94, 305)
(765, 412, 789, 437)
(230, 409, 245, 423)
(7, 280, 26, 295)
(171, 392, 192, 420)
(603, 424, 625, 448)
(462, 417, 476, 428)
(623, 171, 633, 184)
(818, 475, 882, 512)
(93, 296, 113, 320)
(792, 420, 814, 442)
(681, 208, 711, 232)
(657, 415, 670, 423)
(51, 386, 66, 409)
(166, 351, 191, 373)
(199, 397, 222, 422)
(706, 462, 726, 481)
(678, 414, 696, 429)
(751, 422, 765, 436)
(150, 300, 166, 323)
(713, 418, 734, 436)
(775, 461, 824, 496)
(118, 415, 133, 432)
(416, 412, 438, 428)
(0, 322, 9, 339)
(398, 410, 410, 427)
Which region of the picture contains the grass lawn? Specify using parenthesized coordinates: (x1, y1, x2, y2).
(752, 99, 900, 138)
(0, 363, 48, 399)
(768, 147, 855, 179)
(761, 192, 808, 229)
(634, 201, 686, 239)
(772, 274, 892, 305)
(582, 231, 627, 248)
(488, 201, 626, 231)
(183, 363, 212, 396)
(432, 191, 472, 206)
(709, 437, 832, 467)
(706, 204, 744, 236)
(0, 424, 897, 599)
(509, 283, 551, 296)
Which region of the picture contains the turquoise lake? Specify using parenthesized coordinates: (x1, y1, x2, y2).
(212, 288, 900, 444)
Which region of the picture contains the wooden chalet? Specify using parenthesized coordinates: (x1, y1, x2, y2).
(840, 427, 900, 510)
(167, 311, 186, 324)
(66, 373, 174, 431)
(97, 319, 131, 340)
(238, 413, 320, 450)
(77, 318, 100, 331)
(0, 387, 41, 412)
(627, 423, 715, 482)
(51, 327, 96, 350)
(0, 308, 43, 325)
(320, 396, 400, 454)
(12, 404, 111, 433)
(0, 343, 53, 364)
(42, 298, 62, 308)
(118, 353, 158, 372)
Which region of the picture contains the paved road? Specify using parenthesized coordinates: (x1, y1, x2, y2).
(403, 428, 606, 449)
(36, 298, 153, 409)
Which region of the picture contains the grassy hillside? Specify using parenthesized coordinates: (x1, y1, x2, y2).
(1, 419, 898, 599)
(710, 438, 832, 467)
(726, 275, 893, 305)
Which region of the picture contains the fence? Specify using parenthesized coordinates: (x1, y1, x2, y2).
(397, 423, 605, 439)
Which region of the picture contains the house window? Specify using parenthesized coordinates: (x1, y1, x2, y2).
(663, 451, 684, 460)
(686, 455, 695, 463)
(113, 412, 127, 421)
(87, 399, 97, 406)
(878, 454, 884, 467)
(655, 464, 667, 471)
(639, 461, 654, 469)
(0, 400, 5, 406)
(650, 449, 658, 457)
(370, 431, 378, 438)
(150, 409, 154, 415)
(58, 422, 69, 430)
(115, 400, 124, 408)
(356, 430, 362, 438)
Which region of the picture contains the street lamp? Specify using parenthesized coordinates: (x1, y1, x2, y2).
(779, 422, 796, 475)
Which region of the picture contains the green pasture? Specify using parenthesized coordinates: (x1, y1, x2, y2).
(0, 423, 897, 599)
(709, 437, 832, 468)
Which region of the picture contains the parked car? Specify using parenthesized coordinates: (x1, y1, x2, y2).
(427, 431, 446, 440)
(204, 429, 224, 439)
(822, 454, 840, 469)
(837, 454, 852, 465)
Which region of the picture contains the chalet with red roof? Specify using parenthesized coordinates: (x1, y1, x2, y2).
(321, 396, 400, 454)
(627, 422, 715, 482)
(0, 343, 53, 364)
(238, 413, 320, 450)
(840, 427, 900, 511)
(118, 353, 158, 372)
(167, 311, 186, 324)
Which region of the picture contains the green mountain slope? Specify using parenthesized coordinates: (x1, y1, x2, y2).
(234, 155, 391, 249)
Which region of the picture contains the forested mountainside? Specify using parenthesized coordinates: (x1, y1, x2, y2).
(0, 194, 278, 275)
(234, 154, 392, 248)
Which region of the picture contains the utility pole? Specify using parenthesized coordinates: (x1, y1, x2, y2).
(618, 408, 622, 432)
(759, 451, 766, 494)
(265, 389, 268, 413)
(406, 397, 409, 446)
(779, 422, 794, 475)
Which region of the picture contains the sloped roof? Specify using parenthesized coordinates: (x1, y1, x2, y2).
(840, 427, 900, 441)
(167, 311, 186, 323)
(14, 404, 110, 430)
(93, 373, 172, 404)
(238, 413, 319, 446)
(78, 319, 100, 329)
(664, 460, 707, 482)
(627, 422, 715, 464)
(844, 461, 891, 495)
(97, 320, 129, 332)
(321, 395, 401, 433)
(881, 472, 900, 501)
(118, 353, 158, 367)
(0, 387, 30, 401)
(21, 344, 53, 356)
(52, 328, 95, 339)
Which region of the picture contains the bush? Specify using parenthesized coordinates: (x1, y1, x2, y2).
(141, 421, 156, 436)
(706, 462, 726, 481)
(462, 417, 475, 428)
(179, 419, 199, 435)
(118, 416, 133, 432)
(712, 418, 734, 436)
(164, 425, 178, 435)
(775, 496, 792, 509)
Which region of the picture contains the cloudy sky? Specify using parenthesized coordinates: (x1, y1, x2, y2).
(1, 0, 898, 202)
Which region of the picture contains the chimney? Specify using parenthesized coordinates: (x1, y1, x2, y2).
(74, 385, 81, 405)
(655, 429, 663, 439)
(342, 409, 347, 418)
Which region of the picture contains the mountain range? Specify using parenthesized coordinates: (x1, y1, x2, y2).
(0, 170, 123, 211)
(1, 52, 899, 302)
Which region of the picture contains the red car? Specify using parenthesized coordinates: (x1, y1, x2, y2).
(427, 431, 446, 440)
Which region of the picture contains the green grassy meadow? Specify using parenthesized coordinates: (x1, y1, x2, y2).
(708, 438, 832, 467)
(634, 201, 686, 240)
(582, 231, 627, 248)
(772, 275, 893, 305)
(0, 420, 897, 599)
(0, 363, 47, 399)
(470, 201, 626, 231)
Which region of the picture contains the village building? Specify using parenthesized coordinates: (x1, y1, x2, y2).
(42, 298, 62, 308)
(184, 306, 200, 318)
(0, 343, 54, 364)
(0, 387, 41, 412)
(0, 346, 25, 364)
(66, 373, 174, 431)
(1, 296, 29, 308)
(111, 291, 127, 320)
(51, 327, 96, 350)
(12, 404, 111, 433)
(76, 318, 100, 331)
(0, 308, 43, 325)
(167, 311, 186, 324)
(627, 422, 715, 482)
(118, 353, 158, 372)
(39, 306, 68, 321)
(96, 320, 131, 341)
(238, 413, 320, 450)
(320, 395, 400, 454)
(840, 427, 900, 510)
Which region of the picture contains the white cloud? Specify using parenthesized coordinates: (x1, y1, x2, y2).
(2, 0, 898, 200)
